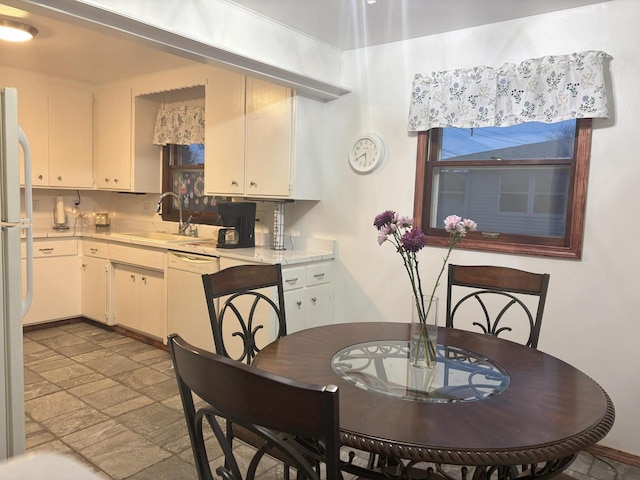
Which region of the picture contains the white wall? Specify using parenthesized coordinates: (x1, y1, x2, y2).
(286, 0, 639, 456)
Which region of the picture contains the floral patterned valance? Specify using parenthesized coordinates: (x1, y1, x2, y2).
(408, 50, 611, 132)
(153, 104, 205, 145)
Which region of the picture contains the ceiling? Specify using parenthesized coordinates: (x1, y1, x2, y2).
(227, 0, 610, 51)
(0, 0, 610, 84)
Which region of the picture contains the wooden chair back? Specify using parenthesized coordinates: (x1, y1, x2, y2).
(446, 264, 550, 348)
(168, 334, 341, 480)
(202, 264, 286, 364)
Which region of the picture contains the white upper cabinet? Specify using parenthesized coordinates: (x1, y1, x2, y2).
(95, 84, 132, 190)
(48, 84, 94, 188)
(1, 66, 93, 188)
(245, 77, 292, 197)
(204, 72, 323, 200)
(204, 68, 246, 195)
(96, 83, 164, 193)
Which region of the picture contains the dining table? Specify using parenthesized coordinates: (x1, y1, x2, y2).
(253, 322, 615, 480)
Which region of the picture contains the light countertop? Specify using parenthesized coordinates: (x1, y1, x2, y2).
(26, 228, 335, 265)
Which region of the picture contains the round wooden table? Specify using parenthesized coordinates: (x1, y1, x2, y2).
(253, 322, 614, 479)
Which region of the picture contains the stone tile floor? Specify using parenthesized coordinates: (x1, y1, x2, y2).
(22, 321, 639, 479)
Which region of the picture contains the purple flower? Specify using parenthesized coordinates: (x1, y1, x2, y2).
(400, 228, 427, 253)
(374, 210, 396, 230)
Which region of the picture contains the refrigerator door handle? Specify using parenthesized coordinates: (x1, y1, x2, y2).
(18, 127, 33, 316)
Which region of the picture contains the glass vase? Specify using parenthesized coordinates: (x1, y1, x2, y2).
(409, 295, 438, 369)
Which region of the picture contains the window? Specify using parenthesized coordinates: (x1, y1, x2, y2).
(413, 119, 592, 258)
(160, 144, 227, 225)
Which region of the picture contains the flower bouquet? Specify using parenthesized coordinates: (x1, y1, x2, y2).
(374, 211, 476, 368)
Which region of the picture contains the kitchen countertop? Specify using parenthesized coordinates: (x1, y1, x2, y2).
(26, 228, 335, 265)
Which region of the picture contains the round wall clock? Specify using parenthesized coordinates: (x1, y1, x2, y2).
(348, 133, 385, 173)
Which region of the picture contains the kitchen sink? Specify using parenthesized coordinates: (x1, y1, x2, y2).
(112, 231, 188, 243)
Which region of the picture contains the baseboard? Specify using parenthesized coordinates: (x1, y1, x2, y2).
(23, 316, 86, 332)
(114, 325, 168, 352)
(588, 444, 640, 468)
(24, 317, 168, 352)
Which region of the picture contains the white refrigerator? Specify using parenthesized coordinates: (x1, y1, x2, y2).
(0, 87, 34, 460)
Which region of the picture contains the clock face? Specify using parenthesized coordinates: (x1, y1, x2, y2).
(349, 134, 385, 173)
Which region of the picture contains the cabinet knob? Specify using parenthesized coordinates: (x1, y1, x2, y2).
(114, 178, 118, 183)
(296, 300, 302, 307)
(104, 178, 110, 183)
(141, 276, 147, 284)
(90, 248, 98, 254)
(250, 181, 257, 187)
(81, 264, 87, 270)
(57, 176, 62, 181)
(231, 180, 238, 187)
(311, 297, 317, 303)
(38, 174, 43, 180)
(130, 274, 135, 280)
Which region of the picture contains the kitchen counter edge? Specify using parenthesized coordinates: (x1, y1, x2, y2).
(26, 230, 335, 266)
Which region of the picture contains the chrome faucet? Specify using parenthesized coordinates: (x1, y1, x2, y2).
(156, 192, 190, 235)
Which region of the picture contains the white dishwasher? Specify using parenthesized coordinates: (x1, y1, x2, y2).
(167, 251, 220, 352)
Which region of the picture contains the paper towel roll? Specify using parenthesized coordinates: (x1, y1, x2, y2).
(55, 195, 66, 225)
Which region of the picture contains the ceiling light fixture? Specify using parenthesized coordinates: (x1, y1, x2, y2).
(366, 0, 377, 4)
(0, 19, 38, 42)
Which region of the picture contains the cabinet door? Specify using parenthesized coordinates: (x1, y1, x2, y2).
(284, 289, 305, 335)
(305, 284, 331, 330)
(96, 85, 132, 190)
(113, 264, 139, 330)
(204, 69, 246, 195)
(0, 70, 49, 186)
(81, 256, 108, 324)
(48, 84, 94, 187)
(22, 256, 81, 325)
(138, 268, 165, 340)
(245, 78, 292, 197)
(285, 284, 331, 334)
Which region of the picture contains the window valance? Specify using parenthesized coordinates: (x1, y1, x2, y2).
(408, 50, 611, 132)
(153, 104, 205, 145)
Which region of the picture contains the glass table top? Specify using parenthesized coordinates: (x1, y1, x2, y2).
(332, 340, 510, 403)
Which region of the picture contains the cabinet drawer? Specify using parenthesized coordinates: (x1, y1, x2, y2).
(29, 239, 79, 258)
(282, 266, 305, 291)
(82, 240, 107, 258)
(306, 263, 331, 286)
(108, 243, 165, 271)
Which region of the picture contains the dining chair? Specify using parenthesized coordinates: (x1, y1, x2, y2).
(446, 264, 550, 348)
(168, 334, 341, 480)
(202, 263, 287, 364)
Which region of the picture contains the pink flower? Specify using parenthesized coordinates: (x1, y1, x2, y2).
(463, 219, 477, 233)
(443, 215, 462, 233)
(377, 225, 390, 245)
(396, 216, 413, 229)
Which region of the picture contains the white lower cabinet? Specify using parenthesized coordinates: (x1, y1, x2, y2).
(282, 262, 333, 334)
(81, 240, 109, 324)
(113, 264, 165, 340)
(22, 239, 81, 325)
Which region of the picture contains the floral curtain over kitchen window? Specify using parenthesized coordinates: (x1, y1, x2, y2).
(153, 104, 205, 145)
(407, 50, 611, 131)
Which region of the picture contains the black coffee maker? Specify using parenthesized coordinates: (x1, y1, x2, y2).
(217, 202, 256, 249)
